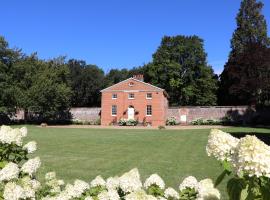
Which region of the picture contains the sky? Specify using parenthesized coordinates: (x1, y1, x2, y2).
(1, 0, 270, 74)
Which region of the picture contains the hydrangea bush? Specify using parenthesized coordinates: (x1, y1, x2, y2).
(207, 129, 270, 200)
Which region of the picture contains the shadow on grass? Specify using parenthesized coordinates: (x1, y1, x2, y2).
(229, 132, 270, 145)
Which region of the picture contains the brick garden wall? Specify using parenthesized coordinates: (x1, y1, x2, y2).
(14, 106, 269, 125)
(167, 106, 251, 124)
(70, 107, 101, 121)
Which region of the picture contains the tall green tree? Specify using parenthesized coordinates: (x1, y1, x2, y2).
(104, 68, 129, 86)
(147, 35, 217, 106)
(0, 36, 21, 122)
(219, 0, 270, 105)
(68, 59, 104, 107)
(231, 0, 270, 55)
(25, 57, 72, 122)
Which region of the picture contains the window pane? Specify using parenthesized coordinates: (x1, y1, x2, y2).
(146, 93, 152, 98)
(112, 105, 117, 115)
(112, 94, 117, 99)
(129, 93, 135, 99)
(146, 105, 152, 115)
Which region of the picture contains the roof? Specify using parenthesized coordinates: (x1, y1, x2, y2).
(100, 77, 169, 97)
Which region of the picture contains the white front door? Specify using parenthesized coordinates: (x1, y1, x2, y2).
(128, 107, 135, 120)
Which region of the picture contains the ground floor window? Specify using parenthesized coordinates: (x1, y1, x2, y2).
(146, 105, 152, 116)
(112, 105, 117, 116)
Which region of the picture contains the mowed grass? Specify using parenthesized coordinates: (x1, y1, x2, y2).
(21, 126, 270, 199)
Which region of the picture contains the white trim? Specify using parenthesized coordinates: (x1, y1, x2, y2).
(100, 77, 164, 92)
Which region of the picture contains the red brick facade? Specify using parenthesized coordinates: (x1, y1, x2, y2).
(101, 77, 168, 126)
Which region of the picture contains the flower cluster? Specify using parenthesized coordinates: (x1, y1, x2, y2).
(206, 129, 239, 161)
(207, 129, 270, 178)
(179, 176, 220, 200)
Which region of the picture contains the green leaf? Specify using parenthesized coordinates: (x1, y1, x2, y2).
(215, 169, 231, 187)
(227, 177, 246, 200)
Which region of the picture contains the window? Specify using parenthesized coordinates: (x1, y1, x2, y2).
(112, 105, 117, 116)
(146, 93, 152, 99)
(129, 82, 134, 87)
(146, 105, 152, 116)
(112, 94, 117, 99)
(128, 93, 135, 99)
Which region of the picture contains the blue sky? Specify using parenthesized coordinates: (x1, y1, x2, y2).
(1, 0, 270, 74)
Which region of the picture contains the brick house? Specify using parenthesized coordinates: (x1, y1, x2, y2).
(100, 75, 169, 126)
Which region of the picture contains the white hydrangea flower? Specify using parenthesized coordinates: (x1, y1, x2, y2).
(41, 191, 70, 200)
(144, 174, 165, 189)
(179, 176, 198, 191)
(21, 157, 41, 176)
(64, 180, 90, 198)
(22, 185, 36, 199)
(20, 127, 28, 137)
(196, 179, 220, 200)
(98, 189, 120, 200)
(21, 176, 41, 191)
(3, 182, 25, 200)
(106, 176, 120, 190)
(0, 126, 24, 146)
(85, 196, 94, 200)
(164, 187, 179, 199)
(45, 172, 57, 181)
(23, 141, 37, 153)
(125, 189, 157, 200)
(119, 168, 142, 194)
(234, 135, 270, 178)
(0, 162, 19, 182)
(90, 175, 106, 187)
(74, 179, 90, 194)
(206, 129, 239, 161)
(64, 183, 78, 198)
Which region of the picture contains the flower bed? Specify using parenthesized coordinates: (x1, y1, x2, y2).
(0, 125, 269, 199)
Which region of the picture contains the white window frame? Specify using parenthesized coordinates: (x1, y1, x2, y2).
(146, 105, 152, 116)
(112, 93, 117, 99)
(111, 105, 117, 116)
(128, 93, 135, 99)
(146, 93, 152, 99)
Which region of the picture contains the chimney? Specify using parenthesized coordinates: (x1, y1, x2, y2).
(133, 74, 144, 82)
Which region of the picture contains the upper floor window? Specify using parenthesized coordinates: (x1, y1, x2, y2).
(112, 94, 117, 99)
(129, 82, 134, 87)
(111, 105, 117, 116)
(146, 105, 152, 116)
(128, 93, 135, 99)
(146, 93, 152, 99)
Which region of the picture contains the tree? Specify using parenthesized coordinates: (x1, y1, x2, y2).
(25, 57, 72, 122)
(147, 35, 217, 106)
(220, 43, 270, 105)
(68, 59, 104, 107)
(0, 36, 22, 123)
(104, 68, 129, 86)
(231, 0, 270, 55)
(219, 0, 270, 105)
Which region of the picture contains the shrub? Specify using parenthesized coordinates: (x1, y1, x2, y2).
(118, 118, 138, 126)
(207, 129, 270, 199)
(191, 118, 222, 125)
(166, 117, 178, 126)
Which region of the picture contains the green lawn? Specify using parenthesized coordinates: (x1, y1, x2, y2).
(21, 126, 270, 199)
